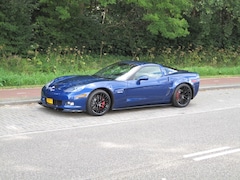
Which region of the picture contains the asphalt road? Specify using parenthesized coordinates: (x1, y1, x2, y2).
(0, 88, 240, 179)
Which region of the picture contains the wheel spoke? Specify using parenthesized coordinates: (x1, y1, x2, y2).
(90, 92, 110, 114)
(177, 86, 191, 106)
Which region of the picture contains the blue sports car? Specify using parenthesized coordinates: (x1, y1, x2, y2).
(39, 61, 200, 116)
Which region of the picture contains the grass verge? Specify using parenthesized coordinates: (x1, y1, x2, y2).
(1, 53, 240, 87)
(1, 65, 240, 88)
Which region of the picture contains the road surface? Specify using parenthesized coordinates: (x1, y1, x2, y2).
(0, 88, 240, 179)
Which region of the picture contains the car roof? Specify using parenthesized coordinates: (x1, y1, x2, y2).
(120, 60, 160, 66)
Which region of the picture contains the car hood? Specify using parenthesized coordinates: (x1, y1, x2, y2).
(48, 75, 108, 91)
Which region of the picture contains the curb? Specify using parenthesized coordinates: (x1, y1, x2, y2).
(0, 99, 39, 106)
(199, 84, 240, 91)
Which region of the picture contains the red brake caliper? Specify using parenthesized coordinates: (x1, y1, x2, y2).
(101, 98, 106, 109)
(176, 90, 181, 101)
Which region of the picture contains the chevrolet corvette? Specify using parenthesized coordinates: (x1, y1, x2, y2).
(39, 61, 200, 116)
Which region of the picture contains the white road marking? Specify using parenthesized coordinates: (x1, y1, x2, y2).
(193, 148, 240, 161)
(183, 147, 231, 158)
(184, 147, 240, 161)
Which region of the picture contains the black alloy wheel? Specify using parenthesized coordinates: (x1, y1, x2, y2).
(172, 84, 192, 107)
(87, 89, 111, 116)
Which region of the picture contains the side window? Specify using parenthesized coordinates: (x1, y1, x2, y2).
(133, 66, 162, 80)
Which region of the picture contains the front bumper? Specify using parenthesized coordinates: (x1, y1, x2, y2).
(40, 89, 87, 112)
(39, 99, 84, 112)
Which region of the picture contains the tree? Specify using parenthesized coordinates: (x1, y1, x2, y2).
(97, 0, 191, 57)
(0, 0, 37, 55)
(99, 0, 191, 39)
(126, 0, 191, 39)
(187, 0, 240, 48)
(34, 0, 103, 52)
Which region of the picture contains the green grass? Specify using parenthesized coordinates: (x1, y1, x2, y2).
(1, 64, 239, 88)
(183, 66, 240, 76)
(0, 67, 97, 87)
(1, 47, 240, 87)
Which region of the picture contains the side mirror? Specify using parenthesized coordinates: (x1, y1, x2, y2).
(136, 75, 149, 85)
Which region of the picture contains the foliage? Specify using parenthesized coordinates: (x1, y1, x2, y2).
(1, 0, 240, 67)
(183, 0, 240, 48)
(34, 0, 102, 51)
(0, 0, 38, 55)
(128, 0, 191, 38)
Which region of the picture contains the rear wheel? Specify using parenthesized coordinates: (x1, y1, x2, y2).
(172, 84, 192, 107)
(87, 90, 111, 116)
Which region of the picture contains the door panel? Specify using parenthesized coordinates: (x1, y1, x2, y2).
(125, 76, 170, 106)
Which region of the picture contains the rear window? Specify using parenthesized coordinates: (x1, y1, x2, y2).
(164, 66, 178, 75)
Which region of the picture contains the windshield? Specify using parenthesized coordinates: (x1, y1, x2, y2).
(94, 62, 136, 80)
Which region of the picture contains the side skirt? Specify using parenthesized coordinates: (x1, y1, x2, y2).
(112, 103, 172, 111)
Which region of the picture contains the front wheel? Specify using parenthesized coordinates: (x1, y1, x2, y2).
(87, 90, 111, 116)
(172, 84, 192, 107)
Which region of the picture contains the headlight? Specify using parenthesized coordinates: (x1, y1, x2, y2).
(64, 85, 85, 93)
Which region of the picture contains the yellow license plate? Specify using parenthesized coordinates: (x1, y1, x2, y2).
(46, 98, 53, 104)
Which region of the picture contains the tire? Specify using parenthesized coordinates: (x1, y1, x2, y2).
(172, 84, 192, 107)
(87, 89, 111, 116)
